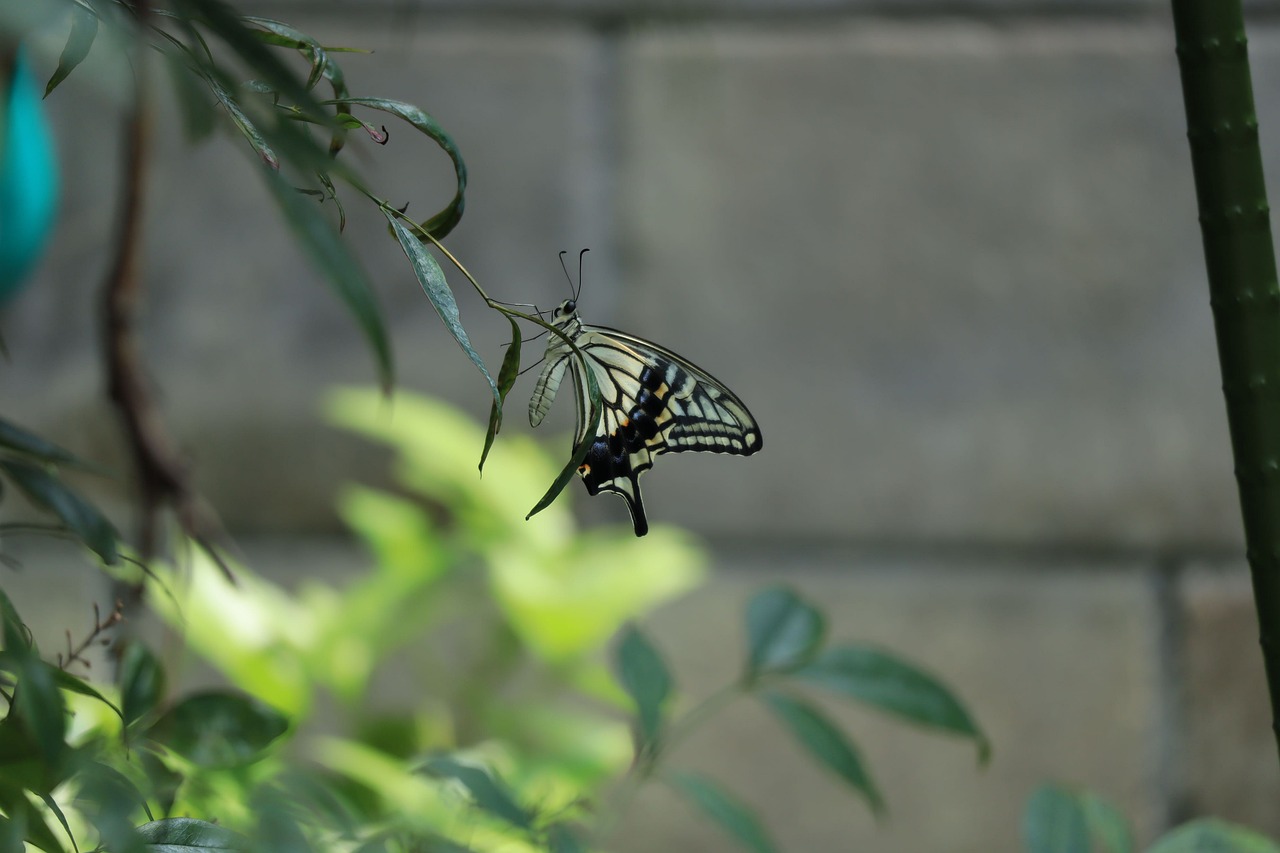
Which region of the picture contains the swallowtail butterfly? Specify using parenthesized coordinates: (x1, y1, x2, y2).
(529, 289, 762, 536)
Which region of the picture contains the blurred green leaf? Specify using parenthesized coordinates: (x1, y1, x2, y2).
(0, 458, 118, 563)
(1081, 792, 1133, 853)
(547, 823, 586, 853)
(480, 316, 521, 473)
(1023, 785, 1089, 853)
(44, 3, 97, 97)
(795, 644, 989, 761)
(77, 761, 153, 853)
(3, 648, 67, 772)
(150, 690, 289, 768)
(339, 98, 466, 239)
(744, 585, 824, 679)
(668, 772, 777, 853)
(263, 169, 391, 392)
(163, 50, 217, 142)
(120, 642, 166, 727)
(50, 666, 122, 720)
(419, 756, 532, 831)
(0, 785, 65, 853)
(137, 817, 245, 851)
(1148, 820, 1280, 853)
(384, 211, 495, 405)
(613, 624, 672, 752)
(760, 691, 883, 815)
(0, 418, 89, 468)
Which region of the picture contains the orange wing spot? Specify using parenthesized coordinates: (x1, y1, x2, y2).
(578, 463, 591, 474)
(620, 417, 631, 427)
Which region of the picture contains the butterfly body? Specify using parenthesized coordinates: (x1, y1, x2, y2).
(530, 298, 762, 536)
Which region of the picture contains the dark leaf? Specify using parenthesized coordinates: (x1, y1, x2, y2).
(0, 458, 118, 564)
(546, 824, 585, 853)
(51, 666, 122, 720)
(264, 169, 392, 392)
(667, 772, 777, 853)
(419, 756, 532, 830)
(1147, 819, 1280, 853)
(162, 51, 217, 142)
(795, 644, 990, 761)
(332, 97, 466, 239)
(6, 648, 67, 770)
(0, 784, 65, 853)
(208, 74, 278, 169)
(150, 691, 289, 768)
(0, 417, 87, 467)
(44, 3, 98, 97)
(1022, 784, 1089, 853)
(613, 624, 672, 752)
(744, 585, 824, 678)
(384, 211, 492, 403)
(136, 817, 245, 851)
(77, 761, 153, 853)
(120, 642, 166, 727)
(760, 691, 883, 815)
(479, 316, 522, 473)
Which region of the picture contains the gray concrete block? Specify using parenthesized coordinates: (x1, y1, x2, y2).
(618, 22, 1243, 542)
(612, 550, 1160, 851)
(1181, 563, 1280, 837)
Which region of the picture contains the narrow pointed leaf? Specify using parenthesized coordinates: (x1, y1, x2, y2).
(44, 4, 97, 97)
(1023, 785, 1089, 853)
(136, 817, 244, 850)
(480, 317, 522, 472)
(419, 756, 531, 830)
(613, 624, 673, 750)
(120, 642, 166, 727)
(264, 169, 391, 391)
(150, 691, 288, 769)
(527, 348, 602, 519)
(51, 667, 122, 720)
(8, 650, 67, 769)
(761, 691, 883, 815)
(333, 98, 466, 238)
(1147, 819, 1280, 853)
(385, 212, 494, 405)
(744, 585, 824, 678)
(1081, 792, 1133, 853)
(0, 418, 84, 466)
(795, 644, 989, 761)
(668, 772, 777, 853)
(0, 458, 118, 564)
(163, 52, 217, 142)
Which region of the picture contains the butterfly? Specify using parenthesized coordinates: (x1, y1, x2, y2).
(528, 270, 762, 536)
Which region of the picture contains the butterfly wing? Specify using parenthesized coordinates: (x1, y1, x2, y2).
(566, 325, 762, 535)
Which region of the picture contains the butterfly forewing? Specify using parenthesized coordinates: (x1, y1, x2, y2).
(529, 302, 761, 536)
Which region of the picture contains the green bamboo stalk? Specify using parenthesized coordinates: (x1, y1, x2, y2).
(1171, 0, 1280, 759)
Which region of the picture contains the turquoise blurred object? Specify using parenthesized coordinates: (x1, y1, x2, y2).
(0, 47, 59, 303)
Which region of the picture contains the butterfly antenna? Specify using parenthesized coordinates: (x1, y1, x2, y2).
(558, 250, 575, 298)
(576, 248, 589, 301)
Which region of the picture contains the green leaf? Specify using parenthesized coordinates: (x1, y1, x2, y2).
(336, 97, 466, 239)
(0, 458, 118, 564)
(1147, 820, 1280, 853)
(1081, 792, 1133, 853)
(149, 691, 289, 768)
(136, 817, 245, 851)
(795, 644, 990, 761)
(163, 50, 217, 142)
(547, 824, 586, 853)
(613, 624, 673, 751)
(120, 642, 166, 727)
(76, 761, 153, 853)
(419, 755, 532, 830)
(526, 347, 603, 520)
(1022, 785, 1089, 853)
(760, 691, 883, 815)
(667, 772, 777, 853)
(0, 785, 65, 853)
(3, 648, 67, 772)
(50, 666, 122, 720)
(744, 585, 824, 678)
(479, 316, 521, 473)
(263, 169, 391, 392)
(44, 3, 98, 97)
(384, 211, 494, 404)
(0, 418, 87, 467)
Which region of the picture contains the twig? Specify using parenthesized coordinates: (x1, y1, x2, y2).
(57, 600, 125, 672)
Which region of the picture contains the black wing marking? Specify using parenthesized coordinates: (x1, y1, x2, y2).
(565, 326, 762, 536)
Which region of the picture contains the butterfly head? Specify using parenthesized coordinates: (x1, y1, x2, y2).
(552, 299, 578, 324)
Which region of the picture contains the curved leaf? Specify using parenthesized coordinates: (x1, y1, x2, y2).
(384, 212, 493, 406)
(419, 756, 531, 830)
(0, 418, 86, 467)
(264, 169, 391, 391)
(761, 691, 882, 815)
(335, 97, 466, 239)
(614, 624, 672, 751)
(796, 644, 989, 761)
(1023, 785, 1089, 853)
(526, 347, 602, 520)
(1081, 792, 1133, 853)
(120, 642, 166, 727)
(744, 585, 824, 678)
(0, 458, 118, 563)
(479, 316, 521, 473)
(667, 772, 776, 853)
(136, 817, 244, 851)
(44, 3, 98, 97)
(150, 691, 288, 768)
(1148, 820, 1280, 853)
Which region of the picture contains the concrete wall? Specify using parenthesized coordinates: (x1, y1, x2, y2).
(2, 2, 1277, 849)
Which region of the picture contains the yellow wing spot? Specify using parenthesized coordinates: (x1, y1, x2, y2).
(578, 463, 591, 474)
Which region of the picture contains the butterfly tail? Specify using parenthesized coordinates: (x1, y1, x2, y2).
(579, 446, 651, 536)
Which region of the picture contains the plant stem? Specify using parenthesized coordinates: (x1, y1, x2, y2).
(1171, 0, 1280, 760)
